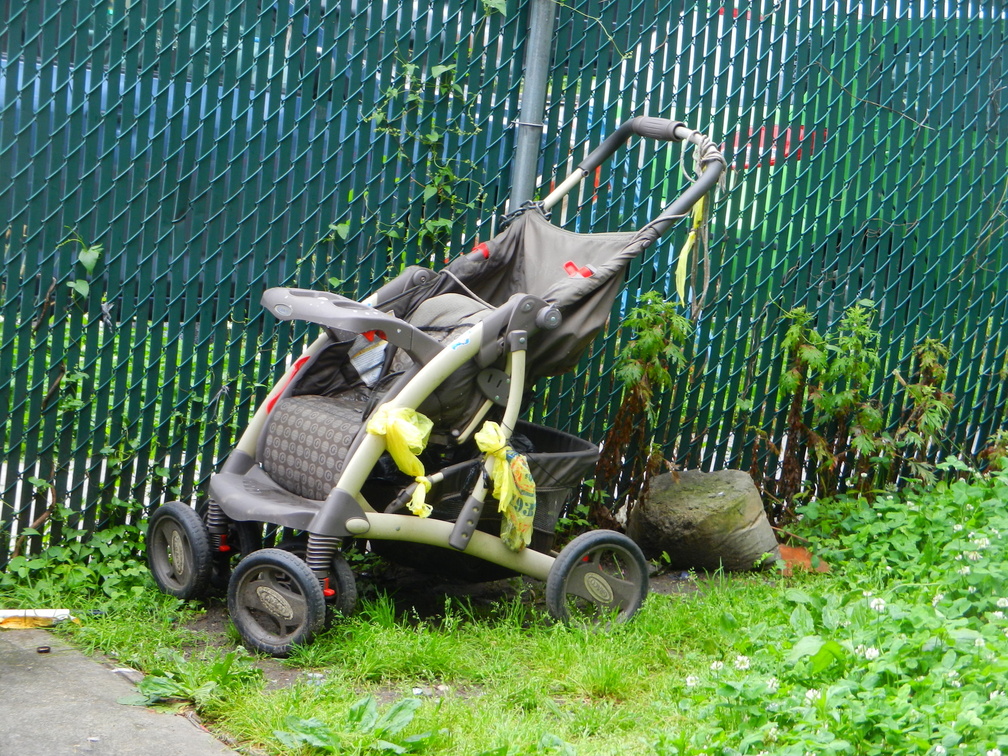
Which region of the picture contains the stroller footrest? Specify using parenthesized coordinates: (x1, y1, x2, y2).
(210, 466, 323, 532)
(448, 494, 486, 551)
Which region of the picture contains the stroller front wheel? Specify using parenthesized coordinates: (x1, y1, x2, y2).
(545, 530, 649, 626)
(147, 501, 213, 600)
(227, 548, 326, 657)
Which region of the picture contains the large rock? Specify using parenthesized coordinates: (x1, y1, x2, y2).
(627, 470, 780, 572)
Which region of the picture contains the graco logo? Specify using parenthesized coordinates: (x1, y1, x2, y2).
(171, 532, 185, 575)
(583, 572, 614, 604)
(256, 586, 295, 620)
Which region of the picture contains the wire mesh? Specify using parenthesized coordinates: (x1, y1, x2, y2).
(1, 0, 1006, 562)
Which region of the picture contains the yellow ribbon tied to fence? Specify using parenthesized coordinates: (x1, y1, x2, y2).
(474, 422, 537, 552)
(366, 406, 434, 517)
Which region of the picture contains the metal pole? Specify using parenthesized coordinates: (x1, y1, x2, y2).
(508, 0, 557, 211)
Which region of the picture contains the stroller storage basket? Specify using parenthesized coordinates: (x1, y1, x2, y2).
(372, 421, 599, 581)
(427, 421, 599, 538)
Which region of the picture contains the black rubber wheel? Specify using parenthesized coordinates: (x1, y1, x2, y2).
(324, 552, 358, 618)
(275, 537, 358, 618)
(227, 548, 326, 657)
(146, 501, 213, 600)
(545, 530, 649, 626)
(197, 501, 264, 593)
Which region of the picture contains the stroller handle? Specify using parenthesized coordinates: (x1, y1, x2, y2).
(576, 116, 689, 175)
(540, 117, 725, 238)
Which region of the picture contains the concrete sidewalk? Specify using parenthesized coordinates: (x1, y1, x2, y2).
(0, 628, 241, 756)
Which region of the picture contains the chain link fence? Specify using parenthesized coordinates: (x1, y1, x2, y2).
(2, 0, 1006, 562)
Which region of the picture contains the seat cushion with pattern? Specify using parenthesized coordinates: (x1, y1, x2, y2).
(260, 394, 366, 501)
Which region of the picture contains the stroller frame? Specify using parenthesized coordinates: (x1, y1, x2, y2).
(146, 117, 725, 656)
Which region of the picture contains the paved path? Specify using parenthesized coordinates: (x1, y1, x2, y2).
(0, 628, 241, 756)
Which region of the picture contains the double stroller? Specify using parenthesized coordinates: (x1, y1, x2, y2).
(146, 117, 725, 656)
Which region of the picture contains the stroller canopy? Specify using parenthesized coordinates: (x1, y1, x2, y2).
(439, 208, 648, 377)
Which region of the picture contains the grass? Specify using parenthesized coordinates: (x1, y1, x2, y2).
(5, 463, 1008, 754)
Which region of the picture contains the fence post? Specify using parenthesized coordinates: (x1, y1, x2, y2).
(508, 0, 557, 210)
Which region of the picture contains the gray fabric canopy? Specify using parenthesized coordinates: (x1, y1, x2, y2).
(440, 208, 648, 377)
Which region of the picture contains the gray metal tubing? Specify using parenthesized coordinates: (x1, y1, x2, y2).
(640, 130, 726, 240)
(577, 116, 688, 174)
(509, 0, 557, 210)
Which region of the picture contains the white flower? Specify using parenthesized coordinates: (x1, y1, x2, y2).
(765, 724, 779, 742)
(998, 598, 1008, 608)
(710, 660, 724, 672)
(685, 675, 700, 688)
(959, 566, 972, 575)
(933, 747, 947, 755)
(973, 537, 991, 549)
(990, 690, 1004, 700)
(863, 590, 874, 597)
(993, 611, 1005, 620)
(735, 654, 751, 670)
(976, 637, 987, 647)
(933, 593, 945, 607)
(967, 551, 982, 562)
(869, 597, 887, 612)
(986, 749, 1001, 756)
(805, 688, 822, 703)
(954, 523, 964, 532)
(766, 676, 780, 692)
(865, 647, 881, 660)
(969, 586, 978, 594)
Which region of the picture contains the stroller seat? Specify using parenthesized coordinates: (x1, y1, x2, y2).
(261, 394, 368, 501)
(213, 291, 499, 517)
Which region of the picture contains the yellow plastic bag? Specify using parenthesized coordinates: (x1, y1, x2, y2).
(474, 422, 537, 552)
(366, 406, 434, 517)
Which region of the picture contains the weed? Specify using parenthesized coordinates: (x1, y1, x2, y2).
(274, 695, 443, 754)
(763, 301, 955, 522)
(120, 649, 262, 710)
(593, 292, 691, 524)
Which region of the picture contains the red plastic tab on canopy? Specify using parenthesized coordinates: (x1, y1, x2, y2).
(563, 260, 595, 278)
(472, 242, 490, 259)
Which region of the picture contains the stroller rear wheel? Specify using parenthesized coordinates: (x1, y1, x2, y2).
(545, 530, 649, 626)
(197, 501, 264, 593)
(227, 548, 326, 657)
(147, 501, 213, 600)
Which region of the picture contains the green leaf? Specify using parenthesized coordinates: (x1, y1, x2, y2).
(68, 280, 90, 297)
(784, 588, 815, 605)
(329, 221, 351, 241)
(276, 716, 341, 750)
(423, 184, 438, 202)
(347, 696, 380, 732)
(77, 243, 102, 274)
(482, 0, 507, 14)
(430, 64, 455, 78)
(809, 640, 846, 674)
(787, 634, 825, 664)
(789, 605, 816, 635)
(373, 697, 422, 737)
